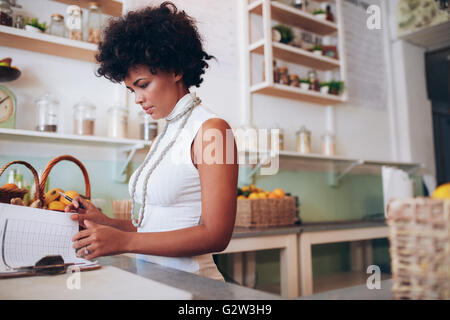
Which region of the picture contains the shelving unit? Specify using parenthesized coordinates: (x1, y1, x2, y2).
(52, 0, 123, 17)
(0, 25, 97, 62)
(398, 20, 450, 52)
(239, 148, 423, 187)
(245, 0, 347, 121)
(0, 128, 150, 182)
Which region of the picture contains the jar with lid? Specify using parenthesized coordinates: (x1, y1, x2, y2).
(321, 131, 336, 156)
(279, 66, 289, 85)
(35, 92, 59, 132)
(289, 74, 299, 87)
(49, 14, 65, 37)
(87, 2, 102, 44)
(73, 98, 96, 135)
(138, 111, 158, 141)
(0, 0, 13, 26)
(296, 126, 311, 154)
(14, 14, 25, 29)
(66, 5, 83, 41)
(107, 105, 128, 138)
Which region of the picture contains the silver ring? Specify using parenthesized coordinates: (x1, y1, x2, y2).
(84, 247, 89, 255)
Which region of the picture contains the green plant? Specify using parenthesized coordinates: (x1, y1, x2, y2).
(25, 17, 47, 32)
(313, 9, 326, 15)
(311, 44, 323, 51)
(299, 79, 311, 84)
(320, 82, 329, 88)
(328, 80, 344, 95)
(273, 24, 293, 44)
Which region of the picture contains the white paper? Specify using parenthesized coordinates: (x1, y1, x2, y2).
(0, 203, 93, 272)
(382, 166, 414, 217)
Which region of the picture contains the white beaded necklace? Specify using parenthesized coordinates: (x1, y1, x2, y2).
(130, 95, 201, 228)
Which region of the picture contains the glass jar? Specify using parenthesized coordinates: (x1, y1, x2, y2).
(35, 93, 59, 132)
(289, 74, 299, 87)
(268, 126, 284, 151)
(73, 98, 96, 135)
(87, 2, 102, 44)
(139, 111, 157, 141)
(14, 14, 25, 29)
(321, 131, 336, 156)
(0, 0, 13, 26)
(49, 14, 65, 37)
(66, 5, 83, 41)
(107, 105, 128, 138)
(296, 126, 311, 154)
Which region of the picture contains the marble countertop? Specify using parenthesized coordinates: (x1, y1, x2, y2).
(99, 255, 282, 300)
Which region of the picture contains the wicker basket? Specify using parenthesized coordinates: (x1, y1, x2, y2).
(387, 197, 450, 300)
(235, 196, 296, 228)
(39, 155, 91, 201)
(0, 160, 44, 207)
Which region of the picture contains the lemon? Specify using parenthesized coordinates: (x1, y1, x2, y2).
(44, 188, 64, 206)
(257, 192, 267, 199)
(248, 193, 260, 200)
(237, 195, 247, 200)
(60, 190, 80, 206)
(48, 201, 65, 211)
(432, 183, 450, 200)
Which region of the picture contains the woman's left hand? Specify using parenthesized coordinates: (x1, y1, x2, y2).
(72, 220, 130, 260)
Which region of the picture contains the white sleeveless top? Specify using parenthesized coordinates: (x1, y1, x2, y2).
(128, 93, 225, 281)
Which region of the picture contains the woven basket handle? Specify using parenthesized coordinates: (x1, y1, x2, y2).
(0, 160, 44, 206)
(39, 155, 91, 200)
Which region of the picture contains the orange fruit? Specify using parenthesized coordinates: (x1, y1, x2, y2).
(237, 195, 247, 200)
(60, 190, 80, 206)
(272, 188, 286, 198)
(2, 183, 18, 190)
(268, 192, 280, 199)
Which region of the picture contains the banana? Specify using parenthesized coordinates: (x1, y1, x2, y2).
(44, 188, 64, 206)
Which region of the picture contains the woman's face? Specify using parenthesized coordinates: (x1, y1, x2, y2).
(124, 65, 188, 120)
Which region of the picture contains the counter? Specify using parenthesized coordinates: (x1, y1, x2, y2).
(98, 255, 281, 300)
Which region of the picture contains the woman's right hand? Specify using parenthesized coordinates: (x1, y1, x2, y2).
(65, 196, 111, 228)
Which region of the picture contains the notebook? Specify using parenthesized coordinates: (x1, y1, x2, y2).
(0, 203, 98, 277)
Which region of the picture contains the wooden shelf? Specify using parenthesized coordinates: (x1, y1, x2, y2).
(249, 0, 338, 36)
(0, 128, 151, 148)
(251, 82, 345, 105)
(0, 25, 97, 62)
(51, 0, 123, 17)
(250, 40, 340, 70)
(398, 20, 450, 52)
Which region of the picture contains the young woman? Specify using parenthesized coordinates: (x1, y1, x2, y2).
(67, 2, 238, 281)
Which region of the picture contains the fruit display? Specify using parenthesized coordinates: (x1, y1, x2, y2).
(44, 188, 81, 211)
(237, 184, 288, 200)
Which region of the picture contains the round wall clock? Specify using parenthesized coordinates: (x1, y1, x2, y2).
(0, 85, 16, 129)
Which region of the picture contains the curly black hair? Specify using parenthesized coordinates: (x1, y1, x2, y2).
(95, 1, 214, 88)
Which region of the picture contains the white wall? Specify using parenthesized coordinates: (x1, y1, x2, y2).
(2, 0, 435, 173)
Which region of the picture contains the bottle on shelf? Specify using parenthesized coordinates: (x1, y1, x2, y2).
(326, 5, 334, 22)
(7, 169, 17, 184)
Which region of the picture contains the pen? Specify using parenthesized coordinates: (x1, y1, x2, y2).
(57, 191, 86, 209)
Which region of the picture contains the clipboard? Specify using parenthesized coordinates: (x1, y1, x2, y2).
(0, 255, 101, 279)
